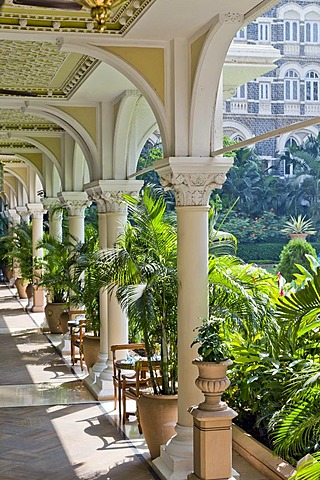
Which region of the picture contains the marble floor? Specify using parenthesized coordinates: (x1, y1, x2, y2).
(0, 282, 268, 480)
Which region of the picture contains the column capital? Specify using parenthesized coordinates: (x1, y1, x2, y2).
(84, 180, 143, 213)
(155, 157, 233, 207)
(27, 203, 45, 220)
(16, 206, 30, 223)
(57, 191, 91, 217)
(41, 197, 63, 222)
(8, 209, 20, 225)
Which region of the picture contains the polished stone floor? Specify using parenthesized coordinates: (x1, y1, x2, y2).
(0, 282, 268, 480)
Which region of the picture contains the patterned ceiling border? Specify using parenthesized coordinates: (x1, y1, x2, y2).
(0, 0, 155, 34)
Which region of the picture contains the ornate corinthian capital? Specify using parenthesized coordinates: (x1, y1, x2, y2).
(57, 192, 91, 217)
(155, 157, 233, 207)
(84, 180, 143, 214)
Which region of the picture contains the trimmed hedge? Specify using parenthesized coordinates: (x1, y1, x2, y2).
(237, 243, 286, 263)
(238, 241, 320, 263)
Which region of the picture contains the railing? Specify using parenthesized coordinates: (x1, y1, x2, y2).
(229, 100, 248, 113)
(284, 103, 300, 115)
(305, 103, 320, 115)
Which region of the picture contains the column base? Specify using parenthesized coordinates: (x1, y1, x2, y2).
(152, 424, 193, 480)
(32, 305, 45, 313)
(84, 374, 114, 401)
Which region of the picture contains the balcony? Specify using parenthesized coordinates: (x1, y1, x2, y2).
(284, 103, 300, 115)
(229, 100, 248, 113)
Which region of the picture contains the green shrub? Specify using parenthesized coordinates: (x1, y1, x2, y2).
(237, 243, 286, 262)
(277, 239, 317, 282)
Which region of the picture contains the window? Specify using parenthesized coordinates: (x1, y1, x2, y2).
(235, 27, 246, 40)
(284, 20, 299, 42)
(305, 22, 320, 43)
(306, 71, 319, 101)
(258, 22, 270, 42)
(284, 70, 299, 100)
(259, 82, 270, 100)
(234, 84, 246, 99)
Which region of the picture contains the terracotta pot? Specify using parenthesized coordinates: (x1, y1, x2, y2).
(59, 311, 70, 334)
(192, 359, 233, 411)
(137, 393, 178, 459)
(288, 233, 308, 241)
(15, 278, 28, 299)
(44, 302, 66, 334)
(82, 334, 100, 369)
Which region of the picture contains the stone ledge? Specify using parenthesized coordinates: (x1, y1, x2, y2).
(232, 425, 295, 480)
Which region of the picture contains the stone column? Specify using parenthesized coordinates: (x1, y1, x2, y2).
(84, 179, 142, 399)
(27, 203, 45, 313)
(57, 192, 91, 244)
(153, 156, 233, 480)
(42, 198, 63, 241)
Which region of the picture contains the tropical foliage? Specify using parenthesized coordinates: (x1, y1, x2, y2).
(277, 239, 317, 282)
(1, 220, 33, 283)
(99, 187, 178, 395)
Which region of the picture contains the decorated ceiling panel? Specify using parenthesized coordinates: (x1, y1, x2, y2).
(0, 0, 154, 34)
(0, 39, 98, 98)
(0, 108, 62, 130)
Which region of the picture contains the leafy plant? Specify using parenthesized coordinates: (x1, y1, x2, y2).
(278, 239, 317, 282)
(191, 316, 231, 362)
(1, 221, 33, 283)
(36, 234, 75, 303)
(281, 215, 316, 236)
(99, 187, 178, 395)
(69, 224, 102, 335)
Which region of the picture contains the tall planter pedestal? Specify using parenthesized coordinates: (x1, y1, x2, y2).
(188, 359, 238, 480)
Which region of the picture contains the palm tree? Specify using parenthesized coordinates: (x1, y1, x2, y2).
(99, 187, 178, 395)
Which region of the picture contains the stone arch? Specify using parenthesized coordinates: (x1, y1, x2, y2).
(58, 40, 170, 158)
(5, 134, 62, 180)
(277, 3, 302, 20)
(190, 15, 246, 156)
(22, 104, 97, 179)
(223, 121, 254, 142)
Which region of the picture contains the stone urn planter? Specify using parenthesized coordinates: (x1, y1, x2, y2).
(289, 233, 308, 241)
(138, 393, 178, 459)
(44, 302, 66, 334)
(192, 358, 233, 411)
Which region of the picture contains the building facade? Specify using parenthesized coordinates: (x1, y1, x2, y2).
(223, 0, 320, 175)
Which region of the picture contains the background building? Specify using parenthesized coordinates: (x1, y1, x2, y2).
(223, 0, 320, 176)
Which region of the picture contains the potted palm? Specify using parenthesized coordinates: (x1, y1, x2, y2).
(2, 221, 33, 299)
(281, 215, 316, 241)
(191, 316, 232, 411)
(69, 224, 102, 369)
(36, 234, 75, 333)
(100, 187, 178, 458)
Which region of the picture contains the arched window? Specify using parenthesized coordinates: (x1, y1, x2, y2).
(284, 20, 299, 42)
(305, 22, 320, 43)
(235, 27, 246, 40)
(305, 71, 319, 101)
(284, 70, 299, 100)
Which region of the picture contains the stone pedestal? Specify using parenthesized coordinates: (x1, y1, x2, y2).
(188, 407, 237, 480)
(187, 359, 238, 480)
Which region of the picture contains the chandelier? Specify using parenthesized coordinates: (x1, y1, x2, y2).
(80, 0, 126, 31)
